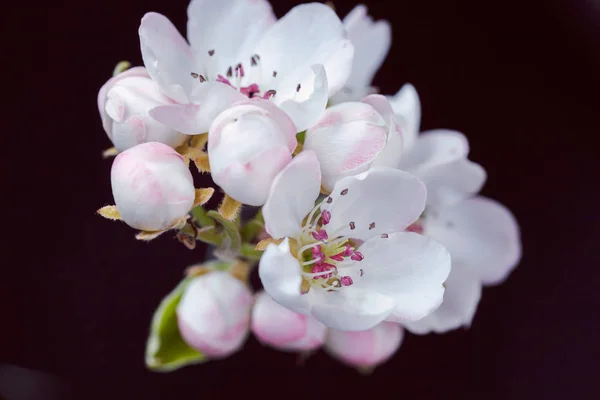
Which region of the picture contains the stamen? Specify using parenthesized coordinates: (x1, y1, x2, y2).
(296, 83, 301, 92)
(191, 72, 199, 79)
(311, 230, 328, 241)
(350, 251, 364, 261)
(240, 83, 260, 98)
(226, 66, 233, 78)
(235, 63, 245, 78)
(208, 49, 215, 56)
(262, 89, 276, 99)
(369, 222, 376, 230)
(251, 56, 258, 66)
(341, 188, 349, 195)
(321, 210, 331, 225)
(340, 276, 353, 286)
(349, 221, 355, 230)
(216, 74, 233, 87)
(381, 233, 389, 238)
(359, 269, 364, 277)
(272, 71, 277, 77)
(326, 197, 333, 204)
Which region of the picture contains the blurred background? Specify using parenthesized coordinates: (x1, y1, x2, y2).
(4, 0, 600, 398)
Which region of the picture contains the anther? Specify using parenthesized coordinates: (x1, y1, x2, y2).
(251, 56, 258, 66)
(359, 269, 364, 277)
(263, 89, 276, 99)
(381, 233, 389, 238)
(369, 222, 376, 230)
(350, 251, 364, 262)
(272, 70, 277, 77)
(296, 83, 301, 92)
(340, 276, 353, 287)
(208, 49, 215, 56)
(191, 72, 199, 79)
(235, 63, 245, 78)
(226, 66, 233, 78)
(311, 230, 328, 241)
(327, 197, 333, 204)
(349, 221, 355, 230)
(321, 210, 331, 225)
(341, 188, 348, 195)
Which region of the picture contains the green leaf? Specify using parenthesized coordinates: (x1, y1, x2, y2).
(240, 209, 264, 243)
(191, 204, 216, 227)
(145, 278, 205, 372)
(240, 242, 263, 261)
(207, 210, 242, 254)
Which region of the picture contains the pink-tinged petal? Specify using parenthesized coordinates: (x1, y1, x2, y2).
(404, 263, 482, 335)
(324, 168, 427, 241)
(103, 76, 186, 152)
(341, 5, 391, 96)
(262, 150, 321, 239)
(389, 83, 421, 152)
(98, 67, 150, 135)
(110, 142, 195, 231)
(187, 0, 275, 79)
(139, 13, 196, 103)
(304, 101, 387, 192)
(177, 271, 252, 358)
(150, 82, 246, 134)
(275, 64, 329, 132)
(309, 287, 396, 331)
(420, 158, 487, 208)
(252, 291, 326, 352)
(258, 239, 311, 315)
(214, 145, 292, 206)
(424, 196, 521, 285)
(254, 3, 353, 97)
(362, 94, 403, 168)
(325, 321, 403, 368)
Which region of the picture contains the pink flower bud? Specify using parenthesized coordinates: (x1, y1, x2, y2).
(177, 271, 252, 358)
(208, 99, 298, 206)
(325, 322, 404, 368)
(251, 291, 326, 352)
(98, 67, 187, 152)
(110, 142, 195, 231)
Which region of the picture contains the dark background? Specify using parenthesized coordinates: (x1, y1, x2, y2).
(4, 0, 600, 398)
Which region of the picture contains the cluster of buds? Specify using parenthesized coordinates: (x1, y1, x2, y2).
(98, 0, 521, 372)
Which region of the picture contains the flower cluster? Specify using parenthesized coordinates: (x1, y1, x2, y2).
(97, 0, 521, 372)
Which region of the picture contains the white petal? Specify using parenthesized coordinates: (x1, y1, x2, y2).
(310, 287, 396, 331)
(420, 158, 487, 208)
(187, 0, 275, 79)
(325, 321, 403, 368)
(342, 5, 391, 94)
(324, 168, 426, 241)
(304, 101, 387, 191)
(354, 232, 451, 323)
(262, 150, 321, 239)
(149, 82, 246, 134)
(404, 263, 482, 335)
(362, 94, 403, 168)
(139, 13, 195, 103)
(254, 3, 353, 97)
(258, 239, 311, 315)
(275, 64, 329, 132)
(401, 129, 469, 173)
(424, 196, 521, 285)
(356, 232, 450, 291)
(389, 83, 421, 152)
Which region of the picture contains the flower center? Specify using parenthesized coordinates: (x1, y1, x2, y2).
(292, 201, 364, 293)
(190, 51, 278, 100)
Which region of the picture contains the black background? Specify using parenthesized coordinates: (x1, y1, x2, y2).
(4, 0, 600, 398)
